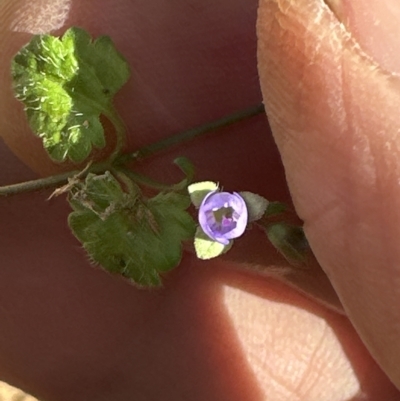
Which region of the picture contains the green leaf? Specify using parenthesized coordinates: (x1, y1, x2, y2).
(239, 191, 268, 222)
(12, 27, 130, 162)
(266, 223, 309, 264)
(194, 226, 232, 260)
(188, 181, 218, 208)
(68, 172, 196, 286)
(264, 201, 287, 217)
(171, 157, 195, 191)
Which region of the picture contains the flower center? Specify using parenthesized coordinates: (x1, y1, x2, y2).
(207, 204, 238, 235)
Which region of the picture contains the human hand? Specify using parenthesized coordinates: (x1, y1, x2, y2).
(0, 0, 398, 400)
(258, 0, 400, 396)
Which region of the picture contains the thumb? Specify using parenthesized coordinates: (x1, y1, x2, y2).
(258, 0, 400, 389)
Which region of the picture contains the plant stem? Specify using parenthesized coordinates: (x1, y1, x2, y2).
(118, 167, 179, 191)
(105, 107, 127, 161)
(111, 167, 141, 195)
(0, 103, 265, 197)
(0, 162, 110, 197)
(117, 103, 265, 163)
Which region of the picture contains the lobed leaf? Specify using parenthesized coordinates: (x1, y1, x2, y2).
(12, 27, 130, 162)
(68, 172, 196, 286)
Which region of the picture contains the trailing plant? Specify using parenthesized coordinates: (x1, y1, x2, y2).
(1, 27, 310, 287)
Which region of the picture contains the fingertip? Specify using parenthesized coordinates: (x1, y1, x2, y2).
(257, 0, 400, 388)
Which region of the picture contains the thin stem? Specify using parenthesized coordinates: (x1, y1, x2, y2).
(105, 107, 127, 161)
(111, 167, 141, 195)
(117, 103, 265, 163)
(0, 103, 265, 197)
(0, 162, 110, 197)
(118, 167, 179, 191)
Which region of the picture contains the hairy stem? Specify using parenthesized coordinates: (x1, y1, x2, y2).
(0, 162, 111, 197)
(0, 103, 265, 197)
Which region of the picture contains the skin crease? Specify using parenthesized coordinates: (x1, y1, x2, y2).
(0, 0, 398, 400)
(258, 0, 400, 393)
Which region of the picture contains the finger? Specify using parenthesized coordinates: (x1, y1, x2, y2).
(0, 0, 397, 400)
(0, 0, 264, 177)
(222, 272, 400, 400)
(0, 0, 345, 312)
(258, 0, 400, 388)
(0, 1, 299, 400)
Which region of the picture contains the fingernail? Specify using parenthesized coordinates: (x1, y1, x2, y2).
(328, 0, 400, 73)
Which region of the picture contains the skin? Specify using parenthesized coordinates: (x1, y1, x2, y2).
(0, 0, 399, 400)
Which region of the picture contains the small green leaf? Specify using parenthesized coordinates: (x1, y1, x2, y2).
(172, 157, 195, 191)
(194, 226, 232, 260)
(266, 223, 309, 264)
(12, 27, 130, 162)
(188, 181, 218, 208)
(69, 171, 133, 212)
(68, 172, 195, 286)
(264, 201, 287, 217)
(239, 191, 268, 222)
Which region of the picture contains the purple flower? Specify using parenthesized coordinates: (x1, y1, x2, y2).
(198, 191, 248, 245)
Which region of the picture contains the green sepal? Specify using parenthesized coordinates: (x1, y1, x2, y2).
(68, 172, 196, 286)
(194, 226, 232, 260)
(239, 191, 268, 222)
(188, 181, 218, 208)
(266, 222, 309, 264)
(12, 27, 130, 162)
